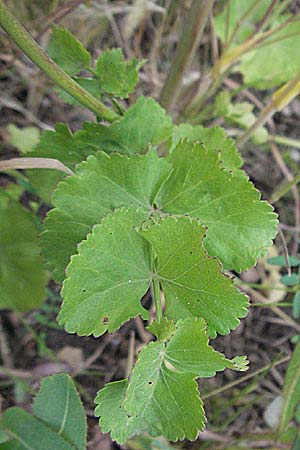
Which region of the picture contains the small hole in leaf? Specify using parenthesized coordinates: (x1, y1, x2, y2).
(82, 289, 86, 293)
(102, 317, 109, 325)
(148, 381, 153, 385)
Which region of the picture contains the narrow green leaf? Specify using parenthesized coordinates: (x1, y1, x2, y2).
(47, 25, 91, 76)
(0, 192, 48, 311)
(96, 48, 142, 98)
(42, 150, 170, 281)
(170, 124, 243, 170)
(157, 140, 278, 272)
(33, 374, 86, 450)
(0, 408, 77, 450)
(139, 215, 249, 337)
(280, 342, 300, 433)
(60, 208, 151, 336)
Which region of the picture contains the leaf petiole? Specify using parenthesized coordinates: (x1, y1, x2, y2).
(0, 0, 120, 122)
(152, 277, 163, 323)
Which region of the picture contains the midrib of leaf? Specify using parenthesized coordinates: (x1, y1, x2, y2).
(97, 174, 150, 209)
(64, 278, 150, 317)
(58, 377, 71, 437)
(162, 173, 220, 209)
(4, 430, 35, 450)
(125, 344, 165, 418)
(185, 189, 252, 216)
(160, 276, 220, 297)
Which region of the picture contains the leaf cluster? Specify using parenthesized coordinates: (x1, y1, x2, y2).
(0, 19, 281, 445)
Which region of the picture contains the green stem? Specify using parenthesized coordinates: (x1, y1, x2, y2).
(252, 302, 294, 307)
(0, 0, 120, 122)
(272, 134, 300, 149)
(271, 171, 300, 203)
(159, 0, 215, 112)
(226, 0, 261, 49)
(152, 278, 162, 323)
(237, 75, 300, 147)
(203, 354, 291, 400)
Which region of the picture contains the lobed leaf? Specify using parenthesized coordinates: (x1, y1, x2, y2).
(78, 97, 173, 154)
(54, 78, 102, 106)
(47, 25, 91, 76)
(95, 318, 247, 443)
(42, 150, 170, 281)
(27, 123, 99, 203)
(164, 318, 249, 374)
(94, 379, 137, 443)
(147, 317, 176, 341)
(157, 140, 278, 272)
(140, 215, 249, 337)
(170, 124, 243, 170)
(0, 192, 48, 311)
(59, 208, 151, 336)
(96, 48, 143, 98)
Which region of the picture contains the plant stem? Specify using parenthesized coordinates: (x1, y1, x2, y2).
(246, 0, 277, 41)
(271, 171, 300, 203)
(203, 354, 291, 400)
(159, 0, 215, 112)
(152, 278, 162, 322)
(226, 0, 261, 49)
(0, 0, 120, 122)
(272, 134, 300, 149)
(237, 75, 300, 147)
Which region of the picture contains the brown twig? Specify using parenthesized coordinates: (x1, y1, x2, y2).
(203, 354, 291, 400)
(242, 286, 300, 333)
(278, 228, 292, 277)
(0, 157, 74, 175)
(159, 0, 215, 112)
(0, 317, 13, 369)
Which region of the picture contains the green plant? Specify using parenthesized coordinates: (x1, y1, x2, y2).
(3, 0, 298, 446)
